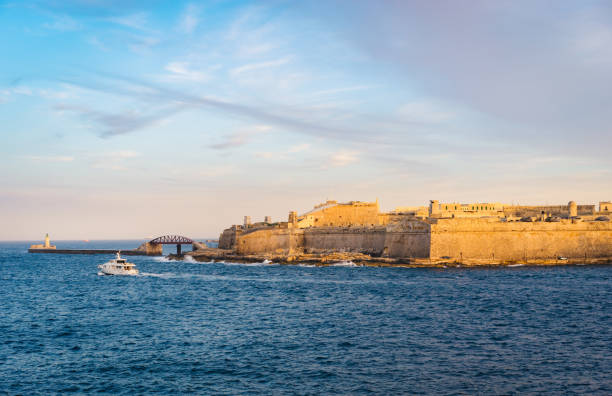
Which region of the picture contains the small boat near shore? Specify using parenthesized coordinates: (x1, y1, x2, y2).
(98, 252, 139, 276)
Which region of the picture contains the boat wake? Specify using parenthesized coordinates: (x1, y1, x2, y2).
(508, 264, 525, 267)
(139, 272, 176, 278)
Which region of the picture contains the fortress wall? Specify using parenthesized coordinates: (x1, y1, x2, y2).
(503, 205, 595, 217)
(303, 227, 386, 254)
(429, 219, 612, 260)
(235, 228, 304, 255)
(219, 228, 240, 249)
(300, 204, 380, 227)
(383, 220, 431, 258)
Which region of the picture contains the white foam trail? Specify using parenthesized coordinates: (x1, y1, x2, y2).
(220, 261, 275, 267)
(153, 256, 176, 263)
(183, 256, 197, 263)
(508, 264, 524, 267)
(140, 272, 176, 278)
(331, 261, 359, 267)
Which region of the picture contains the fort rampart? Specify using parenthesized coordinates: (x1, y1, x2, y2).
(216, 199, 612, 265)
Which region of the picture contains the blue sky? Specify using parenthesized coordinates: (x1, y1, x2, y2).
(1, 0, 611, 240)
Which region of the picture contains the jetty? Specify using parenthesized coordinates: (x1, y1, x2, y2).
(28, 235, 201, 256)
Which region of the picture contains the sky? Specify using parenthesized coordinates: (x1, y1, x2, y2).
(1, 0, 611, 240)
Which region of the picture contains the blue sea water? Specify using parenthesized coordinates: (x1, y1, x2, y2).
(1, 241, 611, 395)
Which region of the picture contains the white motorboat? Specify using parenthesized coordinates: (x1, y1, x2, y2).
(98, 252, 139, 276)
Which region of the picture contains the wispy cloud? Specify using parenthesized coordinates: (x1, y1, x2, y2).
(55, 104, 183, 138)
(164, 62, 208, 82)
(62, 72, 384, 143)
(398, 101, 455, 123)
(178, 3, 201, 34)
(209, 125, 272, 150)
(328, 150, 359, 167)
(22, 155, 74, 162)
(230, 57, 290, 75)
(288, 143, 310, 153)
(43, 15, 82, 31)
(90, 150, 141, 171)
(311, 85, 373, 96)
(106, 12, 149, 30)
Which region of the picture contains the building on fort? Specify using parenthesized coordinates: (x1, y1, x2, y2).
(218, 199, 612, 263)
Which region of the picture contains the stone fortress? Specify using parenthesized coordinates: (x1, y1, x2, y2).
(216, 199, 612, 265)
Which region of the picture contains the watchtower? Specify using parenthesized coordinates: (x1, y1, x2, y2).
(568, 201, 577, 217)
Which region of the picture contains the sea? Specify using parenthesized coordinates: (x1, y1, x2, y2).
(1, 240, 611, 395)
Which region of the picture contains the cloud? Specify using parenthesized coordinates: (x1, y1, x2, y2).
(23, 155, 74, 162)
(398, 101, 455, 123)
(209, 125, 271, 150)
(43, 15, 82, 31)
(178, 3, 201, 34)
(109, 150, 140, 159)
(90, 150, 141, 171)
(55, 104, 183, 138)
(164, 62, 208, 82)
(299, 1, 612, 148)
(106, 12, 149, 30)
(328, 150, 359, 167)
(230, 57, 291, 75)
(288, 143, 310, 153)
(311, 86, 373, 96)
(65, 72, 388, 143)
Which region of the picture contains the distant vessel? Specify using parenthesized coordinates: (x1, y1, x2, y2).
(98, 252, 139, 276)
(29, 233, 56, 250)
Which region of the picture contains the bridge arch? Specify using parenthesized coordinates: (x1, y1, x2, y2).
(139, 235, 195, 255)
(149, 235, 194, 245)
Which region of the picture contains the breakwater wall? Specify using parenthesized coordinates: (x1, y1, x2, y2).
(28, 249, 155, 255)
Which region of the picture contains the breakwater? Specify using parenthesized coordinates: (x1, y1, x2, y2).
(27, 248, 152, 255)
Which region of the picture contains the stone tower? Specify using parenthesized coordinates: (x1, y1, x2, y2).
(429, 200, 440, 217)
(44, 233, 50, 248)
(244, 216, 251, 228)
(568, 201, 577, 217)
(288, 211, 298, 226)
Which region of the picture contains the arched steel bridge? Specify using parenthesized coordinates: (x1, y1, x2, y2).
(149, 235, 194, 255)
(149, 235, 194, 244)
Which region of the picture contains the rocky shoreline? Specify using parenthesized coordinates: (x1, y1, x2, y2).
(173, 248, 612, 268)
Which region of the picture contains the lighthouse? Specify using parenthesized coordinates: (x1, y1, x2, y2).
(29, 234, 57, 250)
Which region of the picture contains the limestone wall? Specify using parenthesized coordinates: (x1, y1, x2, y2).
(298, 202, 380, 228)
(429, 218, 612, 260)
(383, 220, 431, 258)
(503, 205, 595, 217)
(303, 227, 386, 255)
(134, 242, 163, 256)
(219, 227, 241, 249)
(235, 228, 304, 255)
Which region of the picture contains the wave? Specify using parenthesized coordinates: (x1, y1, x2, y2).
(330, 261, 360, 267)
(221, 260, 275, 267)
(507, 264, 525, 267)
(153, 256, 176, 263)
